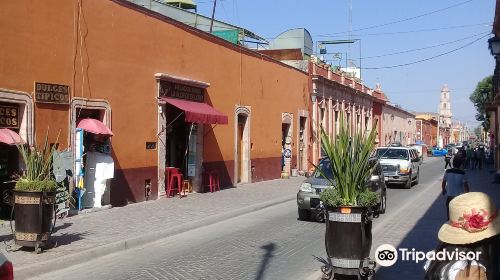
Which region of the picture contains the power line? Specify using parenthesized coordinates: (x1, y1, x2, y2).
(358, 31, 489, 60)
(362, 33, 489, 70)
(263, 22, 491, 40)
(329, 0, 475, 35)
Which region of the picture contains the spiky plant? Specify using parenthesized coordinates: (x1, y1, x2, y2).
(317, 112, 378, 207)
(14, 129, 59, 192)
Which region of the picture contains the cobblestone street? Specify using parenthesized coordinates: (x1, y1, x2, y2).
(0, 177, 304, 279)
(24, 156, 473, 280)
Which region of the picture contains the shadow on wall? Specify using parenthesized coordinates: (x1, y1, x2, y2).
(202, 124, 233, 189)
(110, 149, 157, 206)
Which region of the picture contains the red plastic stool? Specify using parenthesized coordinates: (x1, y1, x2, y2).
(167, 172, 183, 198)
(205, 171, 220, 193)
(165, 167, 177, 194)
(211, 171, 220, 192)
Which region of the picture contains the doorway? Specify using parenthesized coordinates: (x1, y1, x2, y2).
(298, 116, 306, 172)
(165, 104, 190, 175)
(282, 123, 291, 172)
(75, 108, 111, 208)
(234, 106, 250, 185)
(237, 116, 244, 182)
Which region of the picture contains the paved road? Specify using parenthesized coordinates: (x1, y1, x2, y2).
(30, 157, 444, 280)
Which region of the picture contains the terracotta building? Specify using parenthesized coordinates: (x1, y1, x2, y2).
(0, 0, 310, 206)
(380, 104, 416, 146)
(415, 117, 438, 147)
(309, 63, 381, 165)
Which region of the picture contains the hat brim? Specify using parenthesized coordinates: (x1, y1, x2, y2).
(438, 210, 500, 244)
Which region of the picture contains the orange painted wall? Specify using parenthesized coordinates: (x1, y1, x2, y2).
(0, 0, 309, 202)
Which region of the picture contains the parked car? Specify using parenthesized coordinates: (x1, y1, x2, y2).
(445, 143, 457, 155)
(431, 147, 448, 156)
(0, 252, 13, 280)
(296, 157, 387, 221)
(408, 144, 426, 162)
(375, 146, 420, 189)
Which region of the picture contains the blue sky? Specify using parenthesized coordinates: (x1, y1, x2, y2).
(195, 0, 494, 128)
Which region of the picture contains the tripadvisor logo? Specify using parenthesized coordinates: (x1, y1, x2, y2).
(375, 244, 398, 267)
(374, 244, 482, 267)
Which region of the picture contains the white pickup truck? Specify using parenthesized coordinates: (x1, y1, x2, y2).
(375, 147, 421, 189)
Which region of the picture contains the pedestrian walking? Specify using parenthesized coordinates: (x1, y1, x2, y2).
(472, 147, 479, 170)
(441, 156, 469, 220)
(424, 192, 500, 280)
(477, 145, 485, 170)
(466, 146, 473, 170)
(444, 149, 453, 170)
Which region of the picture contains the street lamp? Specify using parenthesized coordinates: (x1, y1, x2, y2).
(488, 36, 500, 56)
(311, 92, 317, 103)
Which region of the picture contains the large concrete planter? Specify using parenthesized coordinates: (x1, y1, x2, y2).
(13, 190, 55, 253)
(323, 206, 376, 280)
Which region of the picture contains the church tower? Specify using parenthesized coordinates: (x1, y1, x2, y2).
(439, 84, 452, 127)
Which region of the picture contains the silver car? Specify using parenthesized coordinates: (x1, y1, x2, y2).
(296, 157, 387, 221)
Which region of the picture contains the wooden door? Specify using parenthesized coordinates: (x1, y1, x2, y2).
(237, 122, 244, 182)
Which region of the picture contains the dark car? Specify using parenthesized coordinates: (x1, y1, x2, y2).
(296, 157, 387, 221)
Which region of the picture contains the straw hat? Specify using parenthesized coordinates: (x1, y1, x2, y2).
(438, 192, 500, 244)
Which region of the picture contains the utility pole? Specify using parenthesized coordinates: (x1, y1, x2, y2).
(437, 114, 441, 148)
(209, 0, 217, 33)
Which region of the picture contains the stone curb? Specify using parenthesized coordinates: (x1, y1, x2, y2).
(17, 194, 296, 279)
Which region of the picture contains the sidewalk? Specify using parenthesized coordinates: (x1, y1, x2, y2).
(0, 176, 304, 279)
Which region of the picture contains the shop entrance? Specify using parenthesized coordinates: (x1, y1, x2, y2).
(0, 143, 18, 218)
(74, 108, 113, 209)
(0, 102, 23, 218)
(165, 104, 190, 176)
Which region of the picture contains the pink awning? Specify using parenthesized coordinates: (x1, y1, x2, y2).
(161, 97, 228, 125)
(77, 118, 114, 136)
(0, 129, 23, 145)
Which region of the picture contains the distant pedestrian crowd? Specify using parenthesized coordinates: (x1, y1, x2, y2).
(444, 145, 492, 171)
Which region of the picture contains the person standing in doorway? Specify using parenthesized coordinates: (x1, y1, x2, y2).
(441, 156, 469, 220)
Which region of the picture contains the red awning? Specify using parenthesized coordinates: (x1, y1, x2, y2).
(161, 97, 228, 125)
(0, 129, 23, 145)
(77, 118, 114, 136)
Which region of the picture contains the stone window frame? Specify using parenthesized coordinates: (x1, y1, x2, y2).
(0, 88, 34, 144)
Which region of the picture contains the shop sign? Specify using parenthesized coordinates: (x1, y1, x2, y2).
(159, 81, 204, 103)
(146, 142, 157, 150)
(34, 82, 70, 104)
(0, 104, 19, 128)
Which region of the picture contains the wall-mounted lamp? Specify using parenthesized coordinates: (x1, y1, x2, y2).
(488, 36, 500, 57)
(311, 92, 317, 103)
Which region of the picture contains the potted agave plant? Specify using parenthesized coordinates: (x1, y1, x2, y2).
(315, 113, 379, 280)
(13, 132, 58, 253)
